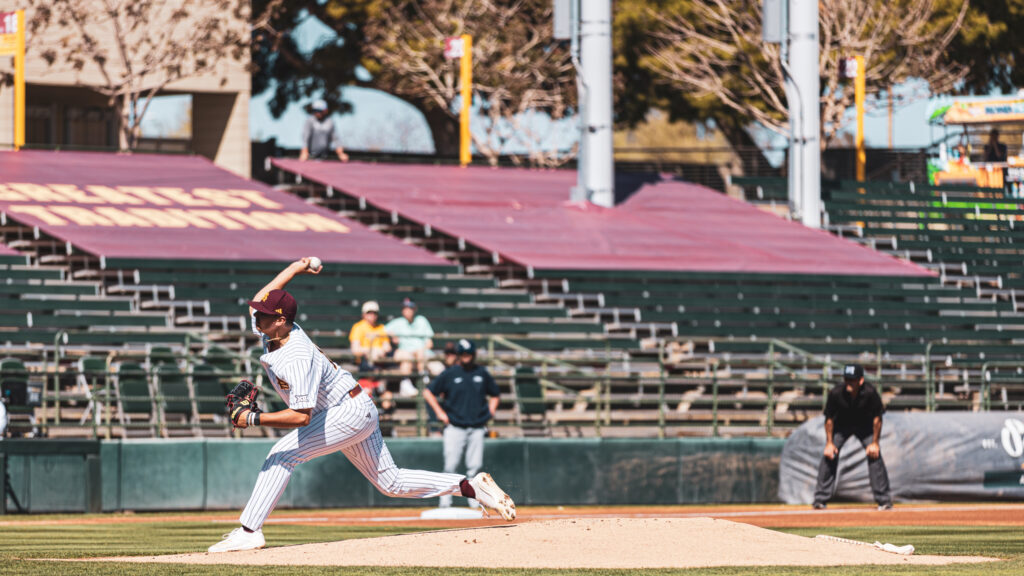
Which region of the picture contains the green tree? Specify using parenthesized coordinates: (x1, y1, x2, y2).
(947, 0, 1024, 94)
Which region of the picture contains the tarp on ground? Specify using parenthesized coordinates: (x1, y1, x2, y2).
(0, 151, 446, 266)
(272, 160, 930, 276)
(779, 413, 1024, 503)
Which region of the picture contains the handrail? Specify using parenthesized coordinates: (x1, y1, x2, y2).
(979, 361, 1024, 411)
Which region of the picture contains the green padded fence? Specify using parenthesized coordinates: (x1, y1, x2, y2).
(2, 438, 783, 513)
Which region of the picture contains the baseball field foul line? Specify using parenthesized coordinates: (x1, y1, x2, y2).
(815, 534, 916, 555)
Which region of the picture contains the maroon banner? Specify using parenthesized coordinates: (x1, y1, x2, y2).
(273, 159, 931, 276)
(0, 151, 445, 266)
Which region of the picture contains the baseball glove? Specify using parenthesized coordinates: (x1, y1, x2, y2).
(227, 379, 260, 427)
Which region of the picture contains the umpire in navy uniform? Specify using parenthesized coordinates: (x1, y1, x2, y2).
(813, 364, 893, 510)
(423, 339, 500, 509)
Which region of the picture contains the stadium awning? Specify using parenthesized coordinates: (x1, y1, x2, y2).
(0, 151, 447, 266)
(272, 159, 931, 277)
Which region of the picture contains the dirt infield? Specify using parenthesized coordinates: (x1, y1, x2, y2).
(100, 518, 995, 569)
(7, 502, 1023, 529)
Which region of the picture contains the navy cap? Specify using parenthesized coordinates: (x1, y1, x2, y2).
(843, 364, 864, 381)
(455, 338, 476, 355)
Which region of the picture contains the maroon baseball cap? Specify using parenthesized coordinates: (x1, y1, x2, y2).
(249, 289, 297, 322)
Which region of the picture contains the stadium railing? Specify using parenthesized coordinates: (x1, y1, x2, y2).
(8, 332, 1024, 440)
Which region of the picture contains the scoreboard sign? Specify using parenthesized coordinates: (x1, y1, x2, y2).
(1004, 166, 1024, 198)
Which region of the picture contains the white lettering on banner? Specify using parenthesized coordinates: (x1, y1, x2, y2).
(1000, 418, 1024, 458)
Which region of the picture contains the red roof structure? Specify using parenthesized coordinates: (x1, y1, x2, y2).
(0, 151, 447, 266)
(273, 159, 930, 277)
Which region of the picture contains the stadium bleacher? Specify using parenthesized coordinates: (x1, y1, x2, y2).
(4, 151, 1024, 440)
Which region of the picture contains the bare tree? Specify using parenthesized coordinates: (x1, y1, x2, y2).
(648, 0, 969, 149)
(364, 0, 576, 166)
(26, 0, 248, 150)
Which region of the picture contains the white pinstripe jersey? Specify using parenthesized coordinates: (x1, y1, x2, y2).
(253, 316, 354, 414)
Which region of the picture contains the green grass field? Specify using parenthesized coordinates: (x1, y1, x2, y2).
(0, 516, 1021, 576)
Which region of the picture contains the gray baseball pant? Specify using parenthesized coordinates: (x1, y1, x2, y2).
(813, 425, 892, 507)
(438, 424, 485, 508)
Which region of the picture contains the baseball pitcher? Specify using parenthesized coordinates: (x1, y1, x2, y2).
(208, 258, 515, 553)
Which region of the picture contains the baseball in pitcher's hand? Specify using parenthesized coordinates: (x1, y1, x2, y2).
(865, 442, 880, 459)
(292, 258, 318, 275)
(823, 443, 838, 460)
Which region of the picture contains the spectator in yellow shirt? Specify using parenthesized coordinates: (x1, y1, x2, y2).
(349, 300, 392, 370)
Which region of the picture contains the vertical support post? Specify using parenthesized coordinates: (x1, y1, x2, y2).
(579, 0, 614, 207)
(787, 0, 820, 227)
(657, 340, 666, 439)
(459, 34, 473, 166)
(0, 452, 6, 515)
(711, 360, 720, 438)
(767, 341, 775, 434)
(855, 55, 866, 182)
(14, 10, 24, 149)
(416, 370, 427, 437)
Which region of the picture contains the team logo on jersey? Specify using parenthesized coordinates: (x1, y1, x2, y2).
(277, 377, 290, 391)
(293, 394, 309, 403)
(474, 375, 483, 383)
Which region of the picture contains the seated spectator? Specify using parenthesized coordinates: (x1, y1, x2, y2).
(349, 300, 392, 371)
(984, 128, 1008, 163)
(385, 298, 434, 374)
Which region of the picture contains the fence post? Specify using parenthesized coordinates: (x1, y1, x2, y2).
(711, 359, 720, 438)
(657, 340, 666, 439)
(766, 341, 775, 435)
(415, 375, 427, 438)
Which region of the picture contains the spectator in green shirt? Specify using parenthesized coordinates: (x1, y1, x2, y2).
(386, 298, 435, 374)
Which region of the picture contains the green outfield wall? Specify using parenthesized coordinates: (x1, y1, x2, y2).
(1, 438, 784, 513)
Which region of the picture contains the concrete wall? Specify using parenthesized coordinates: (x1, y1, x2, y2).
(2, 438, 784, 513)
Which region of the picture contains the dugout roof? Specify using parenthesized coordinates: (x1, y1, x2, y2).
(0, 151, 446, 266)
(272, 160, 930, 276)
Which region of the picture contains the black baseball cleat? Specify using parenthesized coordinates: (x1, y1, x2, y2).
(812, 502, 826, 510)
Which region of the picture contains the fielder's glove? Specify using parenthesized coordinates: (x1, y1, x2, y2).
(227, 379, 261, 428)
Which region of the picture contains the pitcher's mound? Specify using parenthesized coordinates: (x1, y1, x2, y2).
(109, 518, 994, 569)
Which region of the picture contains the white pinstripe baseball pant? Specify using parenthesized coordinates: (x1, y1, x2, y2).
(239, 391, 464, 530)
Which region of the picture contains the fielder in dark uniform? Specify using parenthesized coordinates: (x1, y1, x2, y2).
(422, 339, 500, 509)
(813, 364, 893, 510)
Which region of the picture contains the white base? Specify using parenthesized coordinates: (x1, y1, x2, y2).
(420, 507, 484, 520)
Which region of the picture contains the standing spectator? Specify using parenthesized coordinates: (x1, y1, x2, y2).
(984, 128, 1008, 163)
(422, 339, 500, 509)
(349, 301, 392, 371)
(299, 99, 350, 162)
(812, 364, 893, 511)
(386, 298, 435, 375)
